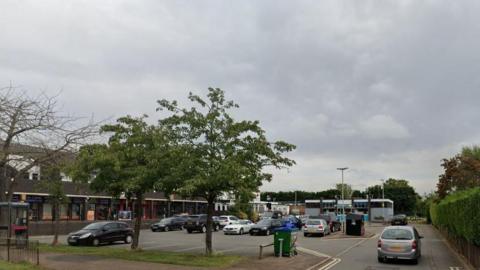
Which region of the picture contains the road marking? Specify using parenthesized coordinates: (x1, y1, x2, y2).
(318, 258, 341, 270)
(174, 246, 204, 252)
(334, 234, 378, 258)
(449, 267, 462, 270)
(297, 246, 331, 258)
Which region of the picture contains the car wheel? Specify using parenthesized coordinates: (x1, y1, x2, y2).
(187, 229, 192, 234)
(201, 226, 207, 233)
(180, 225, 184, 230)
(239, 228, 244, 235)
(164, 226, 169, 232)
(250, 232, 254, 236)
(125, 235, 133, 244)
(265, 229, 270, 236)
(214, 224, 220, 231)
(151, 228, 156, 232)
(411, 258, 418, 265)
(377, 257, 383, 263)
(92, 238, 100, 247)
(304, 233, 308, 237)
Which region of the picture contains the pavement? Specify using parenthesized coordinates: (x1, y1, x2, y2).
(32, 224, 473, 270)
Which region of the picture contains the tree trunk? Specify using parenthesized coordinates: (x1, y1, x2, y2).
(52, 202, 60, 246)
(205, 200, 214, 255)
(131, 193, 143, 250)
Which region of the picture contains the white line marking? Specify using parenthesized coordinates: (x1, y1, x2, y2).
(297, 246, 331, 258)
(318, 258, 341, 270)
(334, 234, 377, 258)
(174, 246, 204, 252)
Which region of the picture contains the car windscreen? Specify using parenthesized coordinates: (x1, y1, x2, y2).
(256, 219, 271, 226)
(381, 228, 413, 240)
(159, 218, 172, 224)
(83, 223, 107, 230)
(307, 220, 322, 225)
(219, 216, 228, 220)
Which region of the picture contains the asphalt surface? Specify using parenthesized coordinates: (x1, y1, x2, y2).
(32, 224, 470, 270)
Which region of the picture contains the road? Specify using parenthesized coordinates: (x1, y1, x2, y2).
(32, 224, 469, 269)
(298, 224, 468, 270)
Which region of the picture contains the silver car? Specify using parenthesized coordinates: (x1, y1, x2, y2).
(303, 218, 330, 237)
(377, 226, 423, 264)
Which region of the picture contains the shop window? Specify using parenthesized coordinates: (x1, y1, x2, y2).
(71, 204, 81, 220)
(43, 204, 52, 220)
(60, 204, 69, 220)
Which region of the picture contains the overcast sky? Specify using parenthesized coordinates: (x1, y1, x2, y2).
(1, 1, 479, 195)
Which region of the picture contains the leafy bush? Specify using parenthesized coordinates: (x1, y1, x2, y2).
(430, 187, 480, 246)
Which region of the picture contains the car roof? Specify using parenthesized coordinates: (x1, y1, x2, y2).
(383, 225, 414, 231)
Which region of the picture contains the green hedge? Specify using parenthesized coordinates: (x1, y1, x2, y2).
(430, 187, 480, 246)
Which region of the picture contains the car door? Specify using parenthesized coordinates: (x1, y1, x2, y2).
(101, 223, 116, 243)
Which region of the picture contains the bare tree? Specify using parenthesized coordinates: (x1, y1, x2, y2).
(0, 85, 99, 203)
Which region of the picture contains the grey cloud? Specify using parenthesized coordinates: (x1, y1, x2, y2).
(2, 0, 480, 194)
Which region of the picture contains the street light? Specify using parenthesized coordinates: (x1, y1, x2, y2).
(337, 167, 348, 233)
(380, 179, 385, 222)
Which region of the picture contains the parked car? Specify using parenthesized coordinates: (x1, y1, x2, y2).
(286, 215, 303, 229)
(303, 218, 330, 237)
(249, 218, 284, 236)
(67, 221, 133, 246)
(150, 217, 185, 232)
(223, 219, 254, 235)
(319, 214, 342, 232)
(184, 214, 220, 233)
(391, 214, 408, 225)
(377, 226, 423, 264)
(218, 215, 240, 228)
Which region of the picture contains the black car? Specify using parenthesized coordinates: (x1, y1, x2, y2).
(319, 214, 342, 232)
(391, 214, 408, 225)
(151, 217, 185, 232)
(184, 214, 220, 233)
(249, 218, 284, 236)
(67, 221, 133, 246)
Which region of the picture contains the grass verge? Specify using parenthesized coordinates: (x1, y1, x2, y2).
(0, 261, 45, 270)
(39, 244, 243, 268)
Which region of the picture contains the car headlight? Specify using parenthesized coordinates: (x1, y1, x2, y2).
(79, 233, 92, 239)
(262, 227, 267, 230)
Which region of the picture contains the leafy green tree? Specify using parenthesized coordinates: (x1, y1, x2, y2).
(367, 178, 418, 214)
(336, 183, 353, 199)
(437, 146, 480, 199)
(69, 116, 174, 249)
(157, 88, 295, 255)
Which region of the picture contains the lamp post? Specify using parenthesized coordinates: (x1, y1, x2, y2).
(381, 179, 385, 223)
(337, 167, 348, 233)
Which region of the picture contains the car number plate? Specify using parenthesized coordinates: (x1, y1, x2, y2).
(389, 245, 402, 252)
(68, 239, 76, 243)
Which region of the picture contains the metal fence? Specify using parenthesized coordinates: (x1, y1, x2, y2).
(439, 227, 480, 269)
(0, 238, 39, 265)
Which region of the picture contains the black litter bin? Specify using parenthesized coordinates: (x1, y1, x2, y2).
(346, 214, 364, 236)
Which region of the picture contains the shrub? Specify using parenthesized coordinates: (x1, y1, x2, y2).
(430, 187, 480, 246)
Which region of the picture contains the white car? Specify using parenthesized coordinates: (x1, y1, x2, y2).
(223, 220, 254, 235)
(218, 215, 240, 228)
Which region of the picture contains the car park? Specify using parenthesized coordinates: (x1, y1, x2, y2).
(184, 214, 220, 233)
(303, 218, 330, 237)
(150, 217, 185, 232)
(391, 214, 408, 225)
(319, 213, 342, 232)
(377, 226, 423, 264)
(223, 219, 254, 235)
(218, 215, 240, 228)
(67, 221, 133, 246)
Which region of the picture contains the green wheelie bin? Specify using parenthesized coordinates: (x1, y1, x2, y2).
(273, 227, 298, 257)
